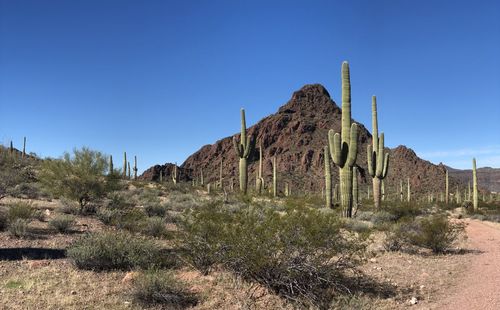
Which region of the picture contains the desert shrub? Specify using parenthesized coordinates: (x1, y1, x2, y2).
(132, 270, 197, 309)
(96, 208, 121, 225)
(384, 215, 464, 253)
(0, 209, 7, 230)
(384, 202, 422, 221)
(142, 217, 167, 238)
(144, 203, 168, 217)
(67, 231, 168, 270)
(59, 197, 80, 215)
(179, 202, 364, 307)
(105, 191, 136, 210)
(8, 182, 43, 199)
(355, 211, 374, 221)
(49, 215, 75, 233)
(39, 148, 120, 212)
(114, 208, 147, 232)
(32, 209, 46, 222)
(138, 189, 162, 205)
(0, 149, 39, 199)
(8, 218, 30, 238)
(168, 193, 201, 211)
(344, 219, 372, 236)
(408, 215, 465, 253)
(8, 201, 34, 221)
(370, 211, 397, 227)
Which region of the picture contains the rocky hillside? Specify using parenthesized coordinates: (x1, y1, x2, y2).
(142, 84, 461, 198)
(447, 166, 500, 193)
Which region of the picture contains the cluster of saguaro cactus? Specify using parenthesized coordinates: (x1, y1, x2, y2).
(324, 145, 332, 208)
(472, 158, 478, 211)
(367, 96, 389, 210)
(233, 108, 252, 194)
(328, 62, 359, 218)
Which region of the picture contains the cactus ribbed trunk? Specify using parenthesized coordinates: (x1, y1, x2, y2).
(407, 178, 411, 202)
(324, 145, 332, 208)
(123, 152, 127, 178)
(473, 158, 478, 211)
(109, 155, 114, 175)
(373, 178, 381, 210)
(328, 62, 358, 218)
(273, 156, 277, 197)
(353, 167, 359, 215)
(233, 108, 252, 194)
(256, 142, 264, 194)
(134, 156, 138, 180)
(239, 158, 247, 193)
(22, 137, 26, 159)
(219, 158, 223, 188)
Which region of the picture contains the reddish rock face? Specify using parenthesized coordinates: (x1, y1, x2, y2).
(140, 84, 469, 197)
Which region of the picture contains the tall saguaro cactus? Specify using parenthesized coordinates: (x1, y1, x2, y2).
(22, 137, 26, 159)
(445, 170, 449, 204)
(219, 158, 223, 188)
(133, 156, 138, 180)
(172, 164, 178, 185)
(407, 178, 411, 202)
(256, 141, 265, 194)
(324, 145, 332, 208)
(123, 152, 127, 178)
(328, 61, 359, 217)
(473, 158, 478, 211)
(273, 156, 277, 197)
(109, 155, 114, 175)
(233, 108, 252, 194)
(367, 96, 390, 210)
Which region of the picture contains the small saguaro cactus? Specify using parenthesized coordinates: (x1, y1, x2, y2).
(9, 141, 13, 156)
(123, 152, 127, 178)
(328, 61, 359, 218)
(200, 168, 204, 186)
(22, 137, 26, 159)
(445, 170, 449, 204)
(219, 158, 223, 188)
(127, 162, 131, 179)
(256, 141, 265, 194)
(273, 156, 277, 197)
(233, 108, 252, 194)
(367, 186, 370, 199)
(172, 164, 178, 184)
(109, 155, 114, 175)
(284, 183, 290, 197)
(133, 156, 138, 180)
(159, 170, 163, 183)
(207, 183, 211, 194)
(473, 158, 478, 211)
(407, 178, 411, 202)
(324, 145, 332, 208)
(367, 96, 389, 210)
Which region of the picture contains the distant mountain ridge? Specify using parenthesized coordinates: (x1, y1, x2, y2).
(140, 84, 497, 197)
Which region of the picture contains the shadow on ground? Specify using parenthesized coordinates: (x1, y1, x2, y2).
(0, 248, 66, 260)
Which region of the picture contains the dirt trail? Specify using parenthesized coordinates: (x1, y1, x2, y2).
(436, 219, 500, 310)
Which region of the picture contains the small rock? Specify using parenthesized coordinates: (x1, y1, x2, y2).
(44, 209, 51, 216)
(409, 297, 418, 305)
(419, 285, 425, 290)
(369, 258, 377, 263)
(71, 290, 77, 295)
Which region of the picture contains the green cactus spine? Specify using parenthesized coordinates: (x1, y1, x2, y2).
(367, 96, 390, 210)
(123, 152, 127, 178)
(328, 62, 359, 217)
(324, 145, 332, 208)
(109, 155, 114, 175)
(233, 108, 252, 194)
(445, 170, 449, 204)
(473, 158, 478, 211)
(273, 156, 277, 197)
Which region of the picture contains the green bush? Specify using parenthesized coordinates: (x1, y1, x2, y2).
(59, 198, 80, 215)
(96, 208, 121, 225)
(8, 201, 34, 222)
(67, 231, 169, 270)
(370, 211, 397, 227)
(105, 191, 136, 210)
(142, 217, 167, 238)
(49, 215, 75, 233)
(8, 218, 30, 238)
(132, 270, 197, 309)
(384, 202, 422, 221)
(408, 215, 465, 253)
(144, 203, 168, 217)
(39, 148, 119, 212)
(179, 202, 364, 307)
(0, 209, 8, 231)
(114, 208, 147, 232)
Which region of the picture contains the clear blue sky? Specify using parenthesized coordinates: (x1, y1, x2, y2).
(1, 0, 499, 171)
